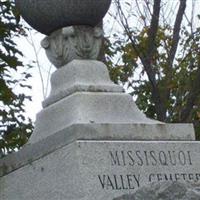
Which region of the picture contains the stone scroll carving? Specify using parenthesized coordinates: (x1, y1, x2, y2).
(41, 26, 103, 68)
(113, 181, 200, 200)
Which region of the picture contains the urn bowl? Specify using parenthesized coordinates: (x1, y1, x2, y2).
(15, 0, 111, 35)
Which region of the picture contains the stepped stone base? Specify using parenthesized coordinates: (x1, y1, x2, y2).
(29, 60, 195, 144)
(0, 60, 197, 200)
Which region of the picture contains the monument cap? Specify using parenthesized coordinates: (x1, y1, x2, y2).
(15, 0, 111, 35)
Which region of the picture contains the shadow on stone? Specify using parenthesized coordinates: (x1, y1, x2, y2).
(113, 181, 200, 200)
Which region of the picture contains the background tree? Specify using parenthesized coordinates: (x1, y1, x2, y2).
(105, 0, 200, 138)
(0, 0, 33, 157)
(1, 0, 199, 157)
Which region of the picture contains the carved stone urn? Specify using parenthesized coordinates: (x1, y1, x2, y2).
(15, 0, 111, 35)
(16, 0, 111, 67)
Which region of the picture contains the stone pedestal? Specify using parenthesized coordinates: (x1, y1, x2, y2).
(4, 0, 199, 198)
(0, 60, 197, 200)
(1, 140, 200, 200)
(29, 60, 194, 144)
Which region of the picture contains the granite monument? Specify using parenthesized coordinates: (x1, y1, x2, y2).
(0, 0, 199, 200)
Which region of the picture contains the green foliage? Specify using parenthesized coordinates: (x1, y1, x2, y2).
(105, 11, 200, 139)
(0, 0, 33, 157)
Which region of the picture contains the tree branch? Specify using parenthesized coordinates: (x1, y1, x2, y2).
(180, 65, 200, 122)
(163, 0, 187, 121)
(168, 0, 187, 67)
(141, 0, 168, 121)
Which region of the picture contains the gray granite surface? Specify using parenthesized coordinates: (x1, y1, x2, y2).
(15, 0, 111, 35)
(0, 123, 195, 177)
(5, 2, 198, 200)
(1, 140, 200, 200)
(42, 60, 123, 107)
(29, 60, 171, 144)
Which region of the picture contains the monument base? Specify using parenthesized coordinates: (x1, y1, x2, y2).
(28, 60, 195, 144)
(0, 60, 197, 199)
(1, 139, 200, 200)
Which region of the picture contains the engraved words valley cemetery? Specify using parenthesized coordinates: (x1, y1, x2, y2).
(97, 148, 200, 191)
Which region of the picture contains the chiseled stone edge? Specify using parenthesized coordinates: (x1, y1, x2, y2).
(0, 123, 195, 177)
(43, 84, 123, 108)
(41, 60, 124, 108)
